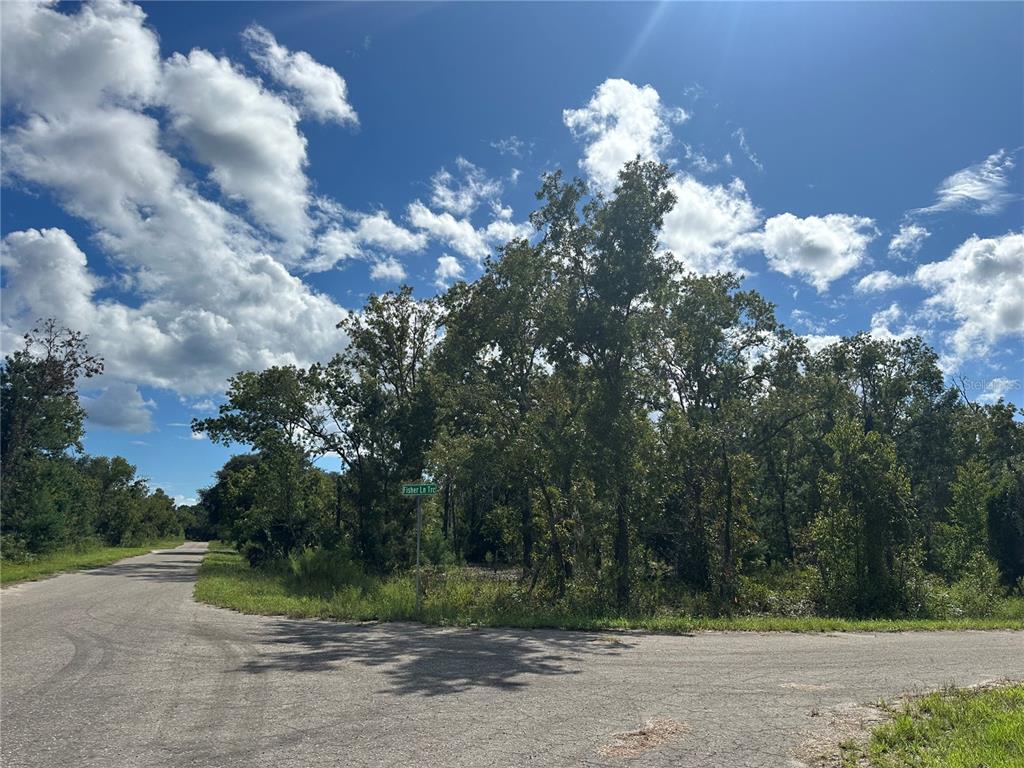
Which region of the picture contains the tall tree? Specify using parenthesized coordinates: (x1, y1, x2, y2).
(533, 159, 678, 609)
(434, 237, 558, 573)
(813, 417, 916, 615)
(1, 320, 103, 551)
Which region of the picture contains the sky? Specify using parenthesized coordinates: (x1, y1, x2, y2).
(1, 1, 1022, 504)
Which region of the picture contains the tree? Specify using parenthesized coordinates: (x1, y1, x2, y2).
(653, 273, 782, 604)
(813, 418, 916, 615)
(84, 455, 148, 545)
(1, 320, 103, 552)
(310, 287, 439, 568)
(196, 287, 439, 569)
(934, 459, 992, 579)
(532, 159, 678, 609)
(987, 468, 1024, 587)
(434, 237, 559, 574)
(197, 454, 262, 543)
(185, 158, 1022, 619)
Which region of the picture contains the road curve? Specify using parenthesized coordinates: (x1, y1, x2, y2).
(1, 542, 1021, 768)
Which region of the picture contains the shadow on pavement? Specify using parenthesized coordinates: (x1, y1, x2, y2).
(83, 558, 203, 583)
(238, 619, 635, 697)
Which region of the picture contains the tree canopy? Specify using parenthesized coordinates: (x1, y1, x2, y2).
(6, 163, 1020, 621)
(1, 322, 190, 557)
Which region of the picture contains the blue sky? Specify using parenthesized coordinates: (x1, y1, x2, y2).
(2, 1, 1022, 503)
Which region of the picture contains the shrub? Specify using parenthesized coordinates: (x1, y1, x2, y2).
(288, 546, 370, 595)
(949, 552, 1005, 617)
(737, 567, 820, 617)
(0, 534, 33, 564)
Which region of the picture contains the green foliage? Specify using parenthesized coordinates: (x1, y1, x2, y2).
(0, 538, 184, 584)
(6, 163, 1020, 629)
(190, 161, 1023, 622)
(813, 418, 917, 616)
(195, 550, 1023, 632)
(841, 685, 1024, 768)
(286, 546, 373, 596)
(987, 468, 1024, 585)
(736, 567, 820, 617)
(1, 321, 188, 559)
(948, 552, 1006, 618)
(935, 459, 993, 579)
(195, 444, 337, 568)
(197, 286, 439, 570)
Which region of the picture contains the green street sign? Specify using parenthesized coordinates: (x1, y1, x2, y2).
(402, 482, 438, 496)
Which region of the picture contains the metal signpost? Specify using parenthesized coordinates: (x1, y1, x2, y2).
(402, 482, 438, 614)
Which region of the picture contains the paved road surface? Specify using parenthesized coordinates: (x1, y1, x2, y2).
(2, 542, 1021, 768)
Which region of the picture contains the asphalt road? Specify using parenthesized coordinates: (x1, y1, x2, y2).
(2, 542, 1021, 768)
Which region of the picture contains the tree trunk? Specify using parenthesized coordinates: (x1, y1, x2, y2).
(334, 474, 343, 533)
(537, 482, 568, 597)
(521, 486, 534, 573)
(720, 447, 735, 608)
(614, 482, 630, 611)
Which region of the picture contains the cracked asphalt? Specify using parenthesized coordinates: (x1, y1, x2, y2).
(2, 542, 1021, 768)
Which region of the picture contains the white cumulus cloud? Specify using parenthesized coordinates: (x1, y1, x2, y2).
(369, 257, 407, 282)
(661, 177, 761, 274)
(434, 255, 465, 288)
(803, 334, 843, 355)
(0, 2, 349, 394)
(978, 377, 1019, 405)
(312, 211, 426, 272)
(0, 228, 98, 329)
(915, 232, 1024, 366)
(82, 381, 156, 433)
(408, 202, 489, 262)
(888, 223, 930, 259)
(162, 49, 312, 252)
(0, 0, 161, 116)
(854, 270, 912, 294)
(563, 78, 687, 192)
(243, 24, 358, 125)
(868, 302, 919, 342)
(430, 157, 504, 217)
(759, 213, 878, 292)
(564, 79, 759, 275)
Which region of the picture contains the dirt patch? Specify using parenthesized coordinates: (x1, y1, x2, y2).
(593, 634, 629, 646)
(795, 679, 1023, 767)
(795, 702, 888, 767)
(597, 718, 687, 758)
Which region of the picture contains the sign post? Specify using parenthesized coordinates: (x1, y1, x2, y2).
(415, 495, 422, 613)
(402, 482, 438, 614)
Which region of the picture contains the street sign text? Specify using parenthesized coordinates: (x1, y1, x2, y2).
(402, 483, 438, 496)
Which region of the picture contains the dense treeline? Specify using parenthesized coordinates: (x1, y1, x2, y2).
(1, 321, 190, 560)
(195, 162, 1024, 619)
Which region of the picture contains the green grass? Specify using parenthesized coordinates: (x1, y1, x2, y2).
(841, 684, 1024, 767)
(194, 550, 1024, 633)
(0, 538, 185, 585)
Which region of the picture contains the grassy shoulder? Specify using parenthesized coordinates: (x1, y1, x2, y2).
(0, 538, 185, 585)
(194, 550, 1024, 633)
(841, 684, 1024, 767)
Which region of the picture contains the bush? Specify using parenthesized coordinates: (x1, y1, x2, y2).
(737, 567, 820, 617)
(949, 552, 1005, 617)
(420, 516, 460, 566)
(0, 534, 33, 564)
(911, 554, 1007, 619)
(288, 546, 370, 596)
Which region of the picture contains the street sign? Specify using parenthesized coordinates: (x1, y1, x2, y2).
(403, 480, 438, 615)
(402, 483, 438, 496)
